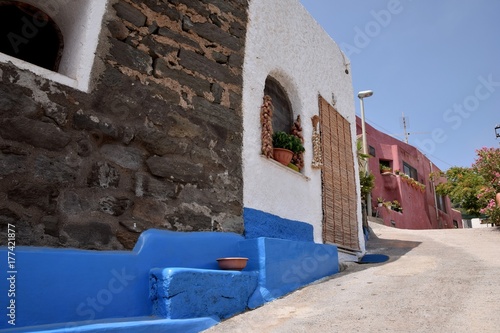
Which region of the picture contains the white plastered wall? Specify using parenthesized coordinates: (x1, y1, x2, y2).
(0, 0, 107, 92)
(242, 0, 365, 251)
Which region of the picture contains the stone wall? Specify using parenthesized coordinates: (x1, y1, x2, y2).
(0, 0, 249, 249)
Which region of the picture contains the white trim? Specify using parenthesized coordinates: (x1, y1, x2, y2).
(0, 0, 108, 92)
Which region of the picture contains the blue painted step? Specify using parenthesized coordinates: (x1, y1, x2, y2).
(0, 316, 219, 333)
(150, 268, 258, 320)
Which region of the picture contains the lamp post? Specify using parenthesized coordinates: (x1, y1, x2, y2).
(495, 125, 500, 139)
(358, 90, 373, 221)
(358, 90, 373, 156)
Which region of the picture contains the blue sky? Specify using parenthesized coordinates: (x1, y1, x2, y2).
(299, 0, 500, 171)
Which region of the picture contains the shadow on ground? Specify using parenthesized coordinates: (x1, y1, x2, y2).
(336, 224, 422, 276)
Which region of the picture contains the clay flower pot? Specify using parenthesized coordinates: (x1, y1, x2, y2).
(216, 257, 248, 271)
(273, 148, 293, 166)
(496, 193, 500, 206)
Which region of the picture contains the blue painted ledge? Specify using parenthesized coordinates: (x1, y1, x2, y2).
(244, 208, 314, 242)
(0, 229, 244, 330)
(0, 224, 339, 332)
(240, 237, 338, 309)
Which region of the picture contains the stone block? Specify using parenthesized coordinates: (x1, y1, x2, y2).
(134, 172, 177, 199)
(168, 0, 210, 17)
(41, 215, 60, 237)
(0, 208, 20, 226)
(108, 20, 129, 40)
(157, 27, 200, 50)
(136, 128, 190, 156)
(150, 268, 258, 320)
(109, 39, 153, 75)
(99, 196, 134, 216)
(131, 199, 169, 225)
(62, 221, 114, 248)
(58, 191, 91, 216)
(205, 0, 249, 19)
(146, 155, 203, 183)
(100, 144, 146, 170)
(0, 116, 70, 151)
(142, 35, 177, 58)
(153, 58, 211, 97)
(87, 162, 120, 189)
(7, 183, 58, 211)
(0, 152, 27, 176)
(191, 96, 241, 131)
(178, 48, 240, 85)
(191, 21, 242, 51)
(0, 86, 38, 116)
(72, 111, 121, 140)
(210, 82, 223, 104)
(34, 155, 79, 184)
(113, 2, 146, 27)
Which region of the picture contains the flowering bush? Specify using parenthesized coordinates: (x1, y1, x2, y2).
(474, 147, 500, 225)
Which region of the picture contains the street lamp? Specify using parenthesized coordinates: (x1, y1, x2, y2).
(495, 125, 500, 139)
(358, 90, 373, 219)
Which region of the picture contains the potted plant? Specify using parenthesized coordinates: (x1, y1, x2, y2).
(272, 131, 305, 166)
(391, 200, 403, 213)
(377, 197, 384, 207)
(380, 164, 392, 174)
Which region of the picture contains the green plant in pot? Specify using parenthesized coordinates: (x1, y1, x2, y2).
(272, 131, 305, 166)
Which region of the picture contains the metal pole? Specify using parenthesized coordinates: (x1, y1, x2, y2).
(360, 98, 368, 156)
(359, 98, 371, 217)
(430, 161, 440, 228)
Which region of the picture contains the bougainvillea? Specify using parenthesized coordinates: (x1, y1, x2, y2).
(474, 147, 500, 224)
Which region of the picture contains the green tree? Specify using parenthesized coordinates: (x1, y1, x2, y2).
(357, 139, 374, 200)
(437, 147, 500, 224)
(435, 167, 484, 215)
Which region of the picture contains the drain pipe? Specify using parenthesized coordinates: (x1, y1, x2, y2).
(430, 161, 440, 228)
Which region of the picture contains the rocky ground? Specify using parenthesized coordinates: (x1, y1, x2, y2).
(206, 222, 500, 332)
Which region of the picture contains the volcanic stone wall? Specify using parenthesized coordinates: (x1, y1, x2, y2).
(0, 0, 249, 249)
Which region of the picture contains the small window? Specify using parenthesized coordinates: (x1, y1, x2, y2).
(403, 162, 418, 180)
(0, 2, 63, 71)
(368, 145, 376, 157)
(264, 76, 293, 133)
(436, 194, 447, 213)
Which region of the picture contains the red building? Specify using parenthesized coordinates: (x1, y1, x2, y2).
(356, 117, 463, 229)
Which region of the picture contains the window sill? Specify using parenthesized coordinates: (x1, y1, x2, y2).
(0, 54, 79, 89)
(261, 155, 310, 181)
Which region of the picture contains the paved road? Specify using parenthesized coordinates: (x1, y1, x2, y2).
(206, 222, 500, 332)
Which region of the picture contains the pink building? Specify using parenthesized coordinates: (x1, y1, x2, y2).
(356, 117, 463, 229)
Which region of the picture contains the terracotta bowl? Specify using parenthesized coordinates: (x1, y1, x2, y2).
(216, 257, 248, 271)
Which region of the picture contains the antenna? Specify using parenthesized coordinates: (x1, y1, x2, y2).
(401, 112, 409, 144)
(390, 112, 429, 143)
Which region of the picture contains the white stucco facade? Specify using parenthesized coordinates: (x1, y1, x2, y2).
(242, 0, 364, 250)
